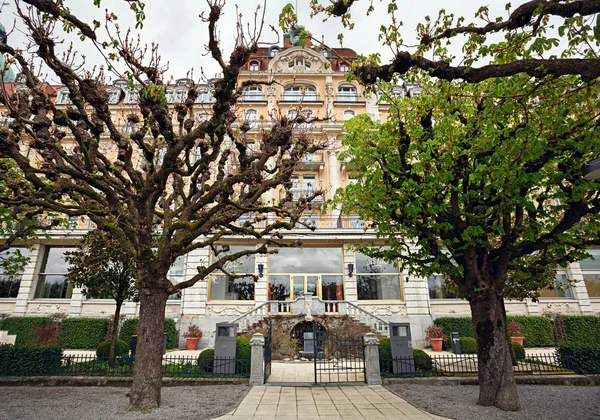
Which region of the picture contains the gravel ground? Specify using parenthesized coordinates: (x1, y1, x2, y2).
(0, 385, 249, 420)
(386, 384, 600, 420)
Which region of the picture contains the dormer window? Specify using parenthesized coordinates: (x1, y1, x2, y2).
(340, 63, 349, 72)
(249, 61, 259, 71)
(196, 88, 215, 103)
(321, 49, 330, 58)
(56, 89, 71, 105)
(124, 88, 139, 104)
(268, 47, 280, 58)
(168, 88, 187, 103)
(107, 88, 122, 104)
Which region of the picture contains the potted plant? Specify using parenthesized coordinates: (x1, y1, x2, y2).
(183, 324, 203, 351)
(508, 320, 525, 346)
(425, 325, 447, 352)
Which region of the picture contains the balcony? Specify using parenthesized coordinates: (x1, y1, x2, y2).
(240, 92, 266, 103)
(297, 151, 325, 170)
(279, 188, 323, 207)
(334, 93, 365, 104)
(280, 93, 322, 103)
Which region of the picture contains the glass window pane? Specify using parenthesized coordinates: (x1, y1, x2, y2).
(268, 247, 342, 273)
(36, 247, 76, 299)
(357, 275, 401, 300)
(356, 251, 397, 274)
(427, 275, 457, 299)
(0, 248, 28, 298)
(210, 275, 255, 300)
(268, 275, 290, 300)
(578, 249, 600, 269)
(212, 246, 255, 275)
(583, 274, 600, 297)
(321, 275, 344, 301)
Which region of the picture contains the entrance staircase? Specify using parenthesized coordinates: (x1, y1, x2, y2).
(231, 293, 390, 336)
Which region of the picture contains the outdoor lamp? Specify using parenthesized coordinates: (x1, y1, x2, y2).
(258, 263, 264, 278)
(348, 263, 354, 278)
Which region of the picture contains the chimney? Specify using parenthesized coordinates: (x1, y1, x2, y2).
(284, 34, 292, 48)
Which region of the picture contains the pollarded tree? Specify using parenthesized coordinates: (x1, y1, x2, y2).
(64, 230, 137, 367)
(315, 0, 600, 411)
(0, 0, 323, 411)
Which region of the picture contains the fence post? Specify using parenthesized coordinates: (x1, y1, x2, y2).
(249, 333, 265, 386)
(364, 333, 382, 385)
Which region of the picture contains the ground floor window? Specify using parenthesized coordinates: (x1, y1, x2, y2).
(539, 273, 573, 298)
(0, 248, 28, 298)
(427, 275, 457, 299)
(582, 273, 600, 297)
(209, 246, 255, 301)
(167, 255, 185, 300)
(36, 247, 77, 299)
(355, 251, 401, 300)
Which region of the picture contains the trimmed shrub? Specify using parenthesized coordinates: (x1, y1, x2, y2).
(557, 343, 600, 374)
(512, 341, 526, 361)
(560, 316, 600, 346)
(378, 338, 433, 373)
(197, 348, 215, 373)
(96, 339, 129, 358)
(235, 337, 251, 374)
(434, 316, 555, 348)
(412, 348, 433, 372)
(0, 317, 47, 346)
(61, 318, 109, 349)
(460, 337, 477, 354)
(119, 317, 177, 350)
(0, 345, 62, 376)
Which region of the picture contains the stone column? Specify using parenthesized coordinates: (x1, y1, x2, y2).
(566, 262, 593, 314)
(14, 244, 43, 315)
(343, 245, 357, 302)
(68, 286, 85, 316)
(364, 333, 382, 385)
(249, 333, 265, 386)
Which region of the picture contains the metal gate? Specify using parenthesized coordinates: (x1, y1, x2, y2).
(312, 324, 366, 384)
(264, 321, 272, 383)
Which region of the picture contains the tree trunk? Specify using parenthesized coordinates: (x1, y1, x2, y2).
(469, 287, 521, 411)
(127, 288, 168, 411)
(108, 300, 123, 368)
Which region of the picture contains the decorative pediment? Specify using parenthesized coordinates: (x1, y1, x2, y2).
(268, 47, 333, 74)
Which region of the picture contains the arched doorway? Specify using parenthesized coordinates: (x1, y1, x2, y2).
(290, 320, 326, 350)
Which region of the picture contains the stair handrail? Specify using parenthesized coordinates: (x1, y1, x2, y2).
(230, 297, 302, 328)
(344, 301, 390, 332)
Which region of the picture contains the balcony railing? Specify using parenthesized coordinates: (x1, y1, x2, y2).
(241, 93, 265, 102)
(297, 152, 325, 169)
(334, 93, 364, 103)
(281, 93, 321, 102)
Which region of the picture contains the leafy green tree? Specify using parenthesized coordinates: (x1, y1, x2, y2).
(65, 230, 137, 367)
(0, 0, 322, 411)
(315, 0, 600, 411)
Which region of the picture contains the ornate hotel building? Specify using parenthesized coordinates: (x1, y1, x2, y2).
(1, 32, 598, 347)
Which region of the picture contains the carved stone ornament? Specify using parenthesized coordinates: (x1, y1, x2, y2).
(207, 304, 250, 316)
(359, 304, 406, 316)
(31, 304, 66, 314)
(268, 47, 333, 74)
(542, 302, 577, 313)
(364, 333, 379, 346)
(250, 333, 265, 346)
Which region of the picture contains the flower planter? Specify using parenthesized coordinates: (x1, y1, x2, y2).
(510, 336, 524, 346)
(430, 338, 443, 352)
(186, 337, 199, 351)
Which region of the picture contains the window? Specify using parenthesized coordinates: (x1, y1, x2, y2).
(290, 174, 317, 201)
(195, 89, 215, 103)
(283, 85, 318, 101)
(210, 246, 255, 301)
(169, 88, 187, 103)
(321, 49, 330, 58)
(55, 89, 71, 105)
(193, 146, 202, 164)
(167, 256, 185, 300)
(124, 120, 135, 134)
(36, 247, 77, 299)
(196, 113, 210, 123)
(427, 275, 457, 299)
(288, 59, 311, 70)
(249, 61, 259, 71)
(124, 89, 139, 104)
(340, 63, 349, 72)
(156, 147, 167, 167)
(246, 110, 258, 128)
(539, 273, 573, 298)
(356, 251, 401, 300)
(242, 86, 263, 101)
(287, 109, 313, 128)
(343, 110, 355, 121)
(349, 214, 364, 229)
(268, 47, 280, 58)
(0, 248, 28, 298)
(579, 249, 600, 297)
(337, 86, 358, 102)
(107, 88, 122, 104)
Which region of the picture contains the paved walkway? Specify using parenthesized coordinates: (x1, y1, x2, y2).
(214, 385, 449, 420)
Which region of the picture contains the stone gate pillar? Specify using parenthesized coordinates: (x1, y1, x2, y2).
(364, 333, 382, 385)
(249, 333, 265, 386)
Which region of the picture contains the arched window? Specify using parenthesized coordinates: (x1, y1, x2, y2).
(283, 85, 318, 101)
(107, 88, 122, 104)
(242, 86, 263, 101)
(246, 110, 258, 128)
(288, 58, 312, 70)
(337, 85, 358, 102)
(268, 47, 280, 58)
(249, 61, 259, 71)
(343, 110, 355, 121)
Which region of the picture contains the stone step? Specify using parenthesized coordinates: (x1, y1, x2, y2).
(0, 330, 16, 345)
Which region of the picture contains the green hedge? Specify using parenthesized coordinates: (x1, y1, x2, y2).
(119, 318, 177, 350)
(434, 316, 555, 348)
(0, 317, 48, 346)
(513, 342, 526, 361)
(557, 343, 600, 374)
(560, 316, 600, 346)
(0, 345, 62, 376)
(60, 318, 109, 349)
(460, 337, 477, 354)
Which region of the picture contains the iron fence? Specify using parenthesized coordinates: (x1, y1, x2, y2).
(380, 353, 592, 378)
(16, 354, 251, 378)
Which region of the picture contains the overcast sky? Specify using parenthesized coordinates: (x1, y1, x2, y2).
(2, 0, 509, 83)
